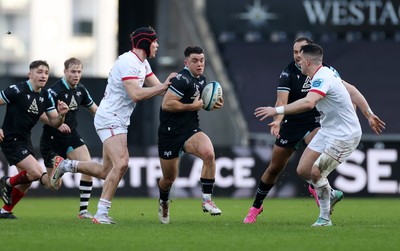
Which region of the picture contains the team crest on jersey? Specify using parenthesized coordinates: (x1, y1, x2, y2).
(199, 80, 205, 85)
(312, 79, 323, 88)
(39, 97, 44, 103)
(76, 91, 82, 97)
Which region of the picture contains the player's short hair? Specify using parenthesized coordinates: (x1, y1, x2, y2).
(64, 57, 82, 70)
(294, 37, 313, 45)
(130, 26, 158, 57)
(29, 60, 49, 70)
(300, 44, 323, 63)
(184, 46, 204, 58)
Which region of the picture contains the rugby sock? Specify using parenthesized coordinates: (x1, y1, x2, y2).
(9, 171, 30, 186)
(330, 188, 336, 198)
(316, 183, 331, 220)
(71, 160, 79, 173)
(97, 198, 111, 215)
(200, 178, 215, 194)
(200, 178, 215, 202)
(159, 185, 170, 202)
(253, 181, 274, 209)
(63, 160, 78, 173)
(79, 180, 92, 213)
(3, 188, 25, 212)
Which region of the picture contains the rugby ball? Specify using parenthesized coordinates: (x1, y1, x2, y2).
(201, 81, 223, 111)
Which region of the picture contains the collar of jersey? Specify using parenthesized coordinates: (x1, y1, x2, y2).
(61, 78, 73, 90)
(26, 80, 34, 92)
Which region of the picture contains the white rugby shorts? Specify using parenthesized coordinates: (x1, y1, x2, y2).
(308, 132, 361, 163)
(96, 126, 127, 143)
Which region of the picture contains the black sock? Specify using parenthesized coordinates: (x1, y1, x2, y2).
(159, 185, 170, 202)
(200, 178, 215, 194)
(253, 181, 274, 209)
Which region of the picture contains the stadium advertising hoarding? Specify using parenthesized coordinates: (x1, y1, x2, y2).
(1, 140, 399, 198)
(206, 0, 400, 40)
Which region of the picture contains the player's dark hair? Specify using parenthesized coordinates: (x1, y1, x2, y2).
(130, 26, 158, 57)
(184, 46, 204, 57)
(64, 57, 82, 70)
(294, 37, 313, 45)
(29, 60, 49, 70)
(301, 44, 323, 56)
(300, 44, 323, 63)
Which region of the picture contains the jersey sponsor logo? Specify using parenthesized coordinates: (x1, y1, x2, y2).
(279, 71, 289, 79)
(301, 76, 312, 92)
(69, 95, 79, 111)
(27, 98, 39, 114)
(10, 85, 20, 93)
(176, 74, 189, 84)
(312, 78, 323, 88)
(192, 85, 200, 99)
(49, 88, 57, 97)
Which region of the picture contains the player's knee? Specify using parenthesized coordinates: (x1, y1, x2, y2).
(296, 167, 308, 180)
(162, 177, 175, 188)
(30, 169, 43, 181)
(201, 148, 215, 163)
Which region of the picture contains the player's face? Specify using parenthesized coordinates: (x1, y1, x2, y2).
(28, 65, 49, 91)
(64, 64, 82, 88)
(185, 53, 205, 77)
(293, 40, 308, 66)
(148, 40, 159, 58)
(298, 52, 310, 76)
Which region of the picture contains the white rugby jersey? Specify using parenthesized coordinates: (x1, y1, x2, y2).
(95, 51, 153, 129)
(309, 66, 362, 139)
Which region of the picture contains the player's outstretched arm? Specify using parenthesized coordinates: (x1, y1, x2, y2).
(343, 80, 385, 134)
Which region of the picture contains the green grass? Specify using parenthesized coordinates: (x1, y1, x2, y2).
(0, 197, 399, 251)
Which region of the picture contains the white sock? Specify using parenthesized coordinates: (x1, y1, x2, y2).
(96, 198, 111, 216)
(203, 193, 211, 202)
(330, 188, 336, 199)
(316, 183, 331, 220)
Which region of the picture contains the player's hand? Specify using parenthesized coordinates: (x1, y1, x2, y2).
(254, 106, 277, 121)
(212, 97, 224, 110)
(163, 72, 178, 87)
(0, 128, 4, 142)
(268, 121, 281, 137)
(57, 123, 71, 134)
(368, 114, 385, 135)
(57, 100, 69, 116)
(192, 95, 204, 111)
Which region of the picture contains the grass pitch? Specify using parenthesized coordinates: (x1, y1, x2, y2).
(0, 197, 399, 251)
